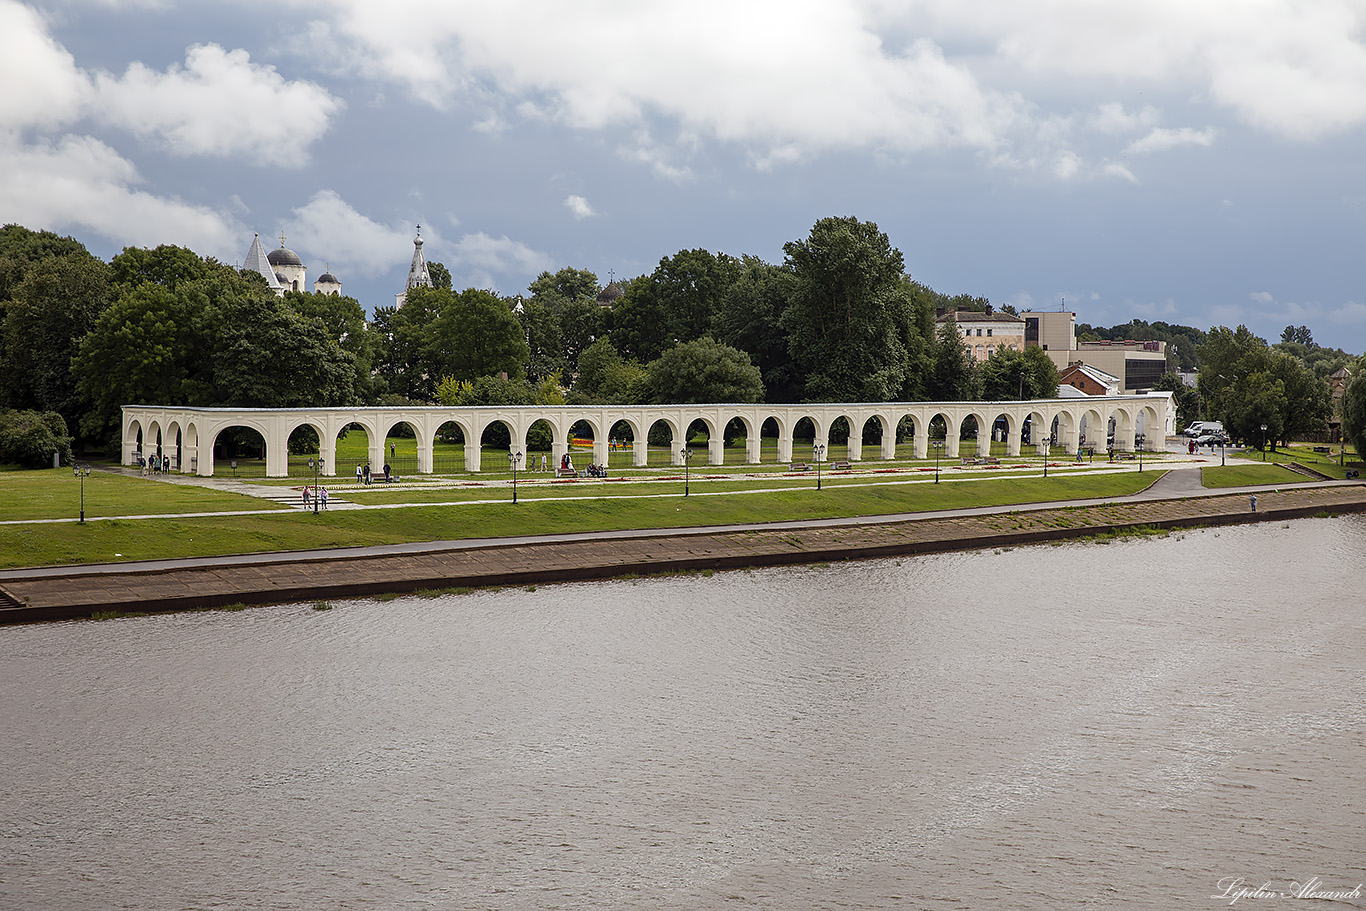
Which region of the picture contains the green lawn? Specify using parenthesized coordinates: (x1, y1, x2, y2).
(1, 469, 1158, 569)
(1201, 464, 1316, 488)
(3, 469, 289, 522)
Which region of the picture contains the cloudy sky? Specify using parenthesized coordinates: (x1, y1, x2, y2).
(5, 0, 1366, 353)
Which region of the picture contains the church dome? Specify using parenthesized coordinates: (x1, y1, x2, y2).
(317, 271, 340, 284)
(268, 245, 303, 267)
(596, 281, 622, 304)
(275, 272, 288, 284)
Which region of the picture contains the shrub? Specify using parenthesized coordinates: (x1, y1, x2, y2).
(0, 409, 74, 468)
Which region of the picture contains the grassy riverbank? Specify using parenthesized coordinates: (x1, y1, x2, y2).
(2, 470, 1157, 569)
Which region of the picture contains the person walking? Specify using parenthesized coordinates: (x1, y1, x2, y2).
(356, 464, 362, 484)
(1250, 493, 1257, 512)
(302, 486, 310, 509)
(320, 487, 329, 510)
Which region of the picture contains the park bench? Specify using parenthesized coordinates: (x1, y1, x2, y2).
(556, 467, 578, 478)
(789, 462, 809, 471)
(1313, 446, 1332, 454)
(831, 461, 851, 470)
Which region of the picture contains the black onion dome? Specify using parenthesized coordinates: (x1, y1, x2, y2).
(267, 246, 303, 267)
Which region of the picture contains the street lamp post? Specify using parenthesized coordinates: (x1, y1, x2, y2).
(511, 450, 522, 504)
(682, 446, 692, 496)
(813, 442, 825, 491)
(1221, 441, 1226, 467)
(1138, 440, 1143, 472)
(1260, 424, 1268, 461)
(307, 458, 320, 514)
(932, 440, 943, 484)
(73, 463, 90, 523)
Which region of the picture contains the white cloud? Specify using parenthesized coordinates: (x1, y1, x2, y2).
(1249, 291, 1275, 304)
(564, 195, 596, 219)
(1089, 103, 1161, 136)
(301, 0, 1026, 162)
(1125, 126, 1217, 155)
(1101, 161, 1139, 183)
(0, 0, 91, 130)
(294, 0, 1366, 176)
(449, 232, 553, 290)
(286, 190, 418, 278)
(0, 132, 240, 256)
(92, 44, 343, 167)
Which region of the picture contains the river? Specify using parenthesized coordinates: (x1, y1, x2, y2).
(2, 516, 1363, 910)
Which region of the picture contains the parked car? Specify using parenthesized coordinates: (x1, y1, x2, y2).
(1195, 432, 1228, 446)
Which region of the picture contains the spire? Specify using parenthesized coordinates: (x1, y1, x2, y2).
(243, 233, 283, 292)
(405, 225, 432, 291)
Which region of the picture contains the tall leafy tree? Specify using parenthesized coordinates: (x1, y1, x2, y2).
(1341, 365, 1366, 462)
(1, 252, 110, 432)
(424, 288, 530, 383)
(640, 337, 763, 404)
(780, 216, 921, 402)
(518, 296, 566, 382)
(609, 275, 673, 364)
(978, 345, 1060, 400)
(650, 248, 741, 345)
(928, 318, 980, 401)
(715, 256, 800, 402)
(572, 338, 645, 404)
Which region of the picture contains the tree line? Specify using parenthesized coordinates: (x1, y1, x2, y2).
(3, 216, 1354, 467)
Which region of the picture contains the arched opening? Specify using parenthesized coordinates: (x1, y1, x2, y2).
(383, 421, 421, 478)
(212, 425, 267, 477)
(987, 411, 1014, 458)
(792, 416, 817, 463)
(527, 419, 555, 472)
(164, 424, 183, 472)
(646, 418, 677, 466)
(894, 414, 917, 459)
(760, 416, 782, 462)
(480, 420, 516, 473)
(958, 414, 980, 446)
(725, 415, 757, 464)
(608, 419, 636, 470)
(287, 423, 322, 477)
(827, 415, 852, 462)
(338, 422, 373, 480)
(433, 420, 465, 474)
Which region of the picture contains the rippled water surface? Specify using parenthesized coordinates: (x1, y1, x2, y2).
(3, 517, 1364, 910)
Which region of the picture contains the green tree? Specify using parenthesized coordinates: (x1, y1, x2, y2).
(928, 319, 980, 401)
(0, 409, 73, 469)
(557, 296, 605, 374)
(715, 257, 800, 402)
(110, 244, 214, 295)
(608, 275, 673, 363)
(978, 345, 1060, 400)
(780, 216, 923, 401)
(640, 337, 763, 404)
(423, 287, 530, 384)
(428, 261, 453, 291)
(528, 267, 600, 304)
(74, 282, 213, 439)
(209, 289, 357, 408)
(650, 248, 741, 345)
(1, 251, 110, 432)
(573, 338, 646, 403)
(517, 297, 565, 382)
(1341, 365, 1366, 462)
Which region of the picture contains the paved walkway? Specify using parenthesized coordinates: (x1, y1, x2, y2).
(4, 476, 1363, 623)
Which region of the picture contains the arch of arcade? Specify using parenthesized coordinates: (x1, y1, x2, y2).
(121, 397, 1170, 477)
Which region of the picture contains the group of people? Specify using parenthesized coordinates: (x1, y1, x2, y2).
(137, 453, 171, 475)
(301, 485, 329, 509)
(354, 462, 394, 484)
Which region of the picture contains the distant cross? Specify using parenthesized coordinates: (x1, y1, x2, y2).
(279, 230, 287, 247)
(608, 269, 616, 283)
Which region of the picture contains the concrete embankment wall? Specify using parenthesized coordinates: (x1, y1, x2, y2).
(3, 485, 1365, 624)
